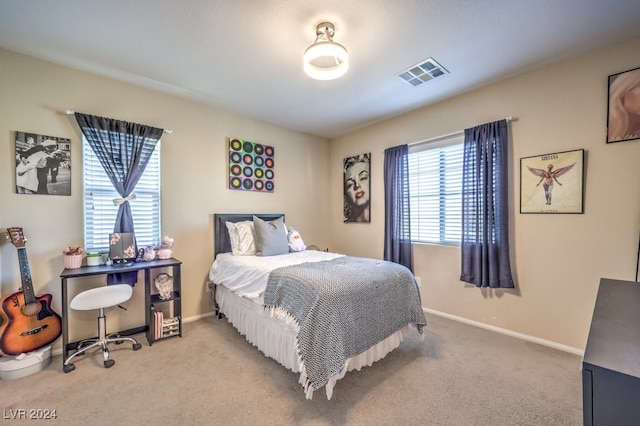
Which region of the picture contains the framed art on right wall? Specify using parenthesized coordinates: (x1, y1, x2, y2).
(520, 149, 584, 214)
(607, 66, 640, 144)
(343, 152, 371, 223)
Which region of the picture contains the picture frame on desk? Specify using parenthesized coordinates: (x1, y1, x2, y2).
(109, 233, 135, 264)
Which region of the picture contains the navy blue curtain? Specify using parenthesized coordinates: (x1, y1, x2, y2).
(383, 144, 413, 273)
(75, 112, 163, 285)
(460, 120, 514, 288)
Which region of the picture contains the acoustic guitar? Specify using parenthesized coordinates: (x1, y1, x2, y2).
(0, 227, 62, 356)
(0, 294, 7, 356)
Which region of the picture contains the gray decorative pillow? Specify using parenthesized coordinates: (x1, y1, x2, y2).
(253, 215, 289, 256)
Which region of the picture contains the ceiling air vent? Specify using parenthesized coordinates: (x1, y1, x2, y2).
(398, 57, 448, 87)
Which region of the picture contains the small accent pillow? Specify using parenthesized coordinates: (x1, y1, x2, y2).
(287, 228, 306, 252)
(226, 220, 256, 256)
(253, 215, 289, 256)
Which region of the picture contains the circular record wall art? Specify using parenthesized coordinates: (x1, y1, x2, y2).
(228, 137, 275, 192)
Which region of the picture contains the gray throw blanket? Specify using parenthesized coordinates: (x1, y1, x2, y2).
(264, 256, 427, 398)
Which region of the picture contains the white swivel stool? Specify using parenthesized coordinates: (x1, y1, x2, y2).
(63, 284, 142, 373)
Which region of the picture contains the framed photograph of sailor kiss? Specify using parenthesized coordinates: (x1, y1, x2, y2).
(14, 131, 71, 196)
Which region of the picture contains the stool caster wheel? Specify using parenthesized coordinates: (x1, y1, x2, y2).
(133, 342, 142, 351)
(104, 359, 115, 368)
(63, 364, 75, 373)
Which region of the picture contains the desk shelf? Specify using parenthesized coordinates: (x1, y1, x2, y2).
(145, 262, 182, 346)
(150, 291, 180, 304)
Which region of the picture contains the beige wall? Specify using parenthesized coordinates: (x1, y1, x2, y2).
(0, 48, 330, 346)
(2, 35, 639, 355)
(331, 36, 640, 351)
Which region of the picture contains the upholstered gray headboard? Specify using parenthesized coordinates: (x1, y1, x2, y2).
(213, 213, 284, 258)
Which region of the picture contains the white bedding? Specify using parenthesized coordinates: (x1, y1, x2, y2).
(208, 250, 421, 399)
(208, 251, 344, 304)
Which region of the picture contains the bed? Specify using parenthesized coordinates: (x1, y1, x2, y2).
(208, 213, 426, 399)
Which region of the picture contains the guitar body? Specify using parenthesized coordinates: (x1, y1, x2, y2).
(0, 291, 62, 356)
(0, 308, 8, 356)
(1, 227, 63, 356)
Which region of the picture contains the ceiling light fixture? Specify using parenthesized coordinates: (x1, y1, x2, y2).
(303, 22, 349, 81)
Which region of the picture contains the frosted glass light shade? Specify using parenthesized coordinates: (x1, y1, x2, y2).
(303, 41, 349, 81)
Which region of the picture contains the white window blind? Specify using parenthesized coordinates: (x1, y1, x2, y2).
(408, 135, 463, 245)
(83, 137, 161, 252)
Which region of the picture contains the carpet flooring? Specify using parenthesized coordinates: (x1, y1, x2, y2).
(0, 313, 583, 425)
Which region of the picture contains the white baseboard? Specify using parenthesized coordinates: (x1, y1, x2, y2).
(51, 312, 217, 357)
(423, 307, 584, 357)
(183, 311, 216, 323)
(51, 309, 582, 358)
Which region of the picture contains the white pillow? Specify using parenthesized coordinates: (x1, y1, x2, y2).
(226, 221, 256, 256)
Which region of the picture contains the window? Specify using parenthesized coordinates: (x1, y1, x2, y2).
(408, 135, 463, 245)
(83, 137, 161, 252)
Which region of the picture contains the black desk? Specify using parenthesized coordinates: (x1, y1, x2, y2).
(59, 258, 182, 366)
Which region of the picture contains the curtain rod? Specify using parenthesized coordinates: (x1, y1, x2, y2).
(64, 110, 173, 134)
(407, 116, 517, 147)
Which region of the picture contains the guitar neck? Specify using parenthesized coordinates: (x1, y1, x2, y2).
(16, 247, 36, 305)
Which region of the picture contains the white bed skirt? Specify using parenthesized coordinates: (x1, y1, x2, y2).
(215, 284, 412, 399)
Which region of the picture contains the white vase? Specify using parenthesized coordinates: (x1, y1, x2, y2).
(86, 255, 101, 266)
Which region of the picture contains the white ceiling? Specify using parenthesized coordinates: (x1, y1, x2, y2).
(1, 0, 640, 139)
